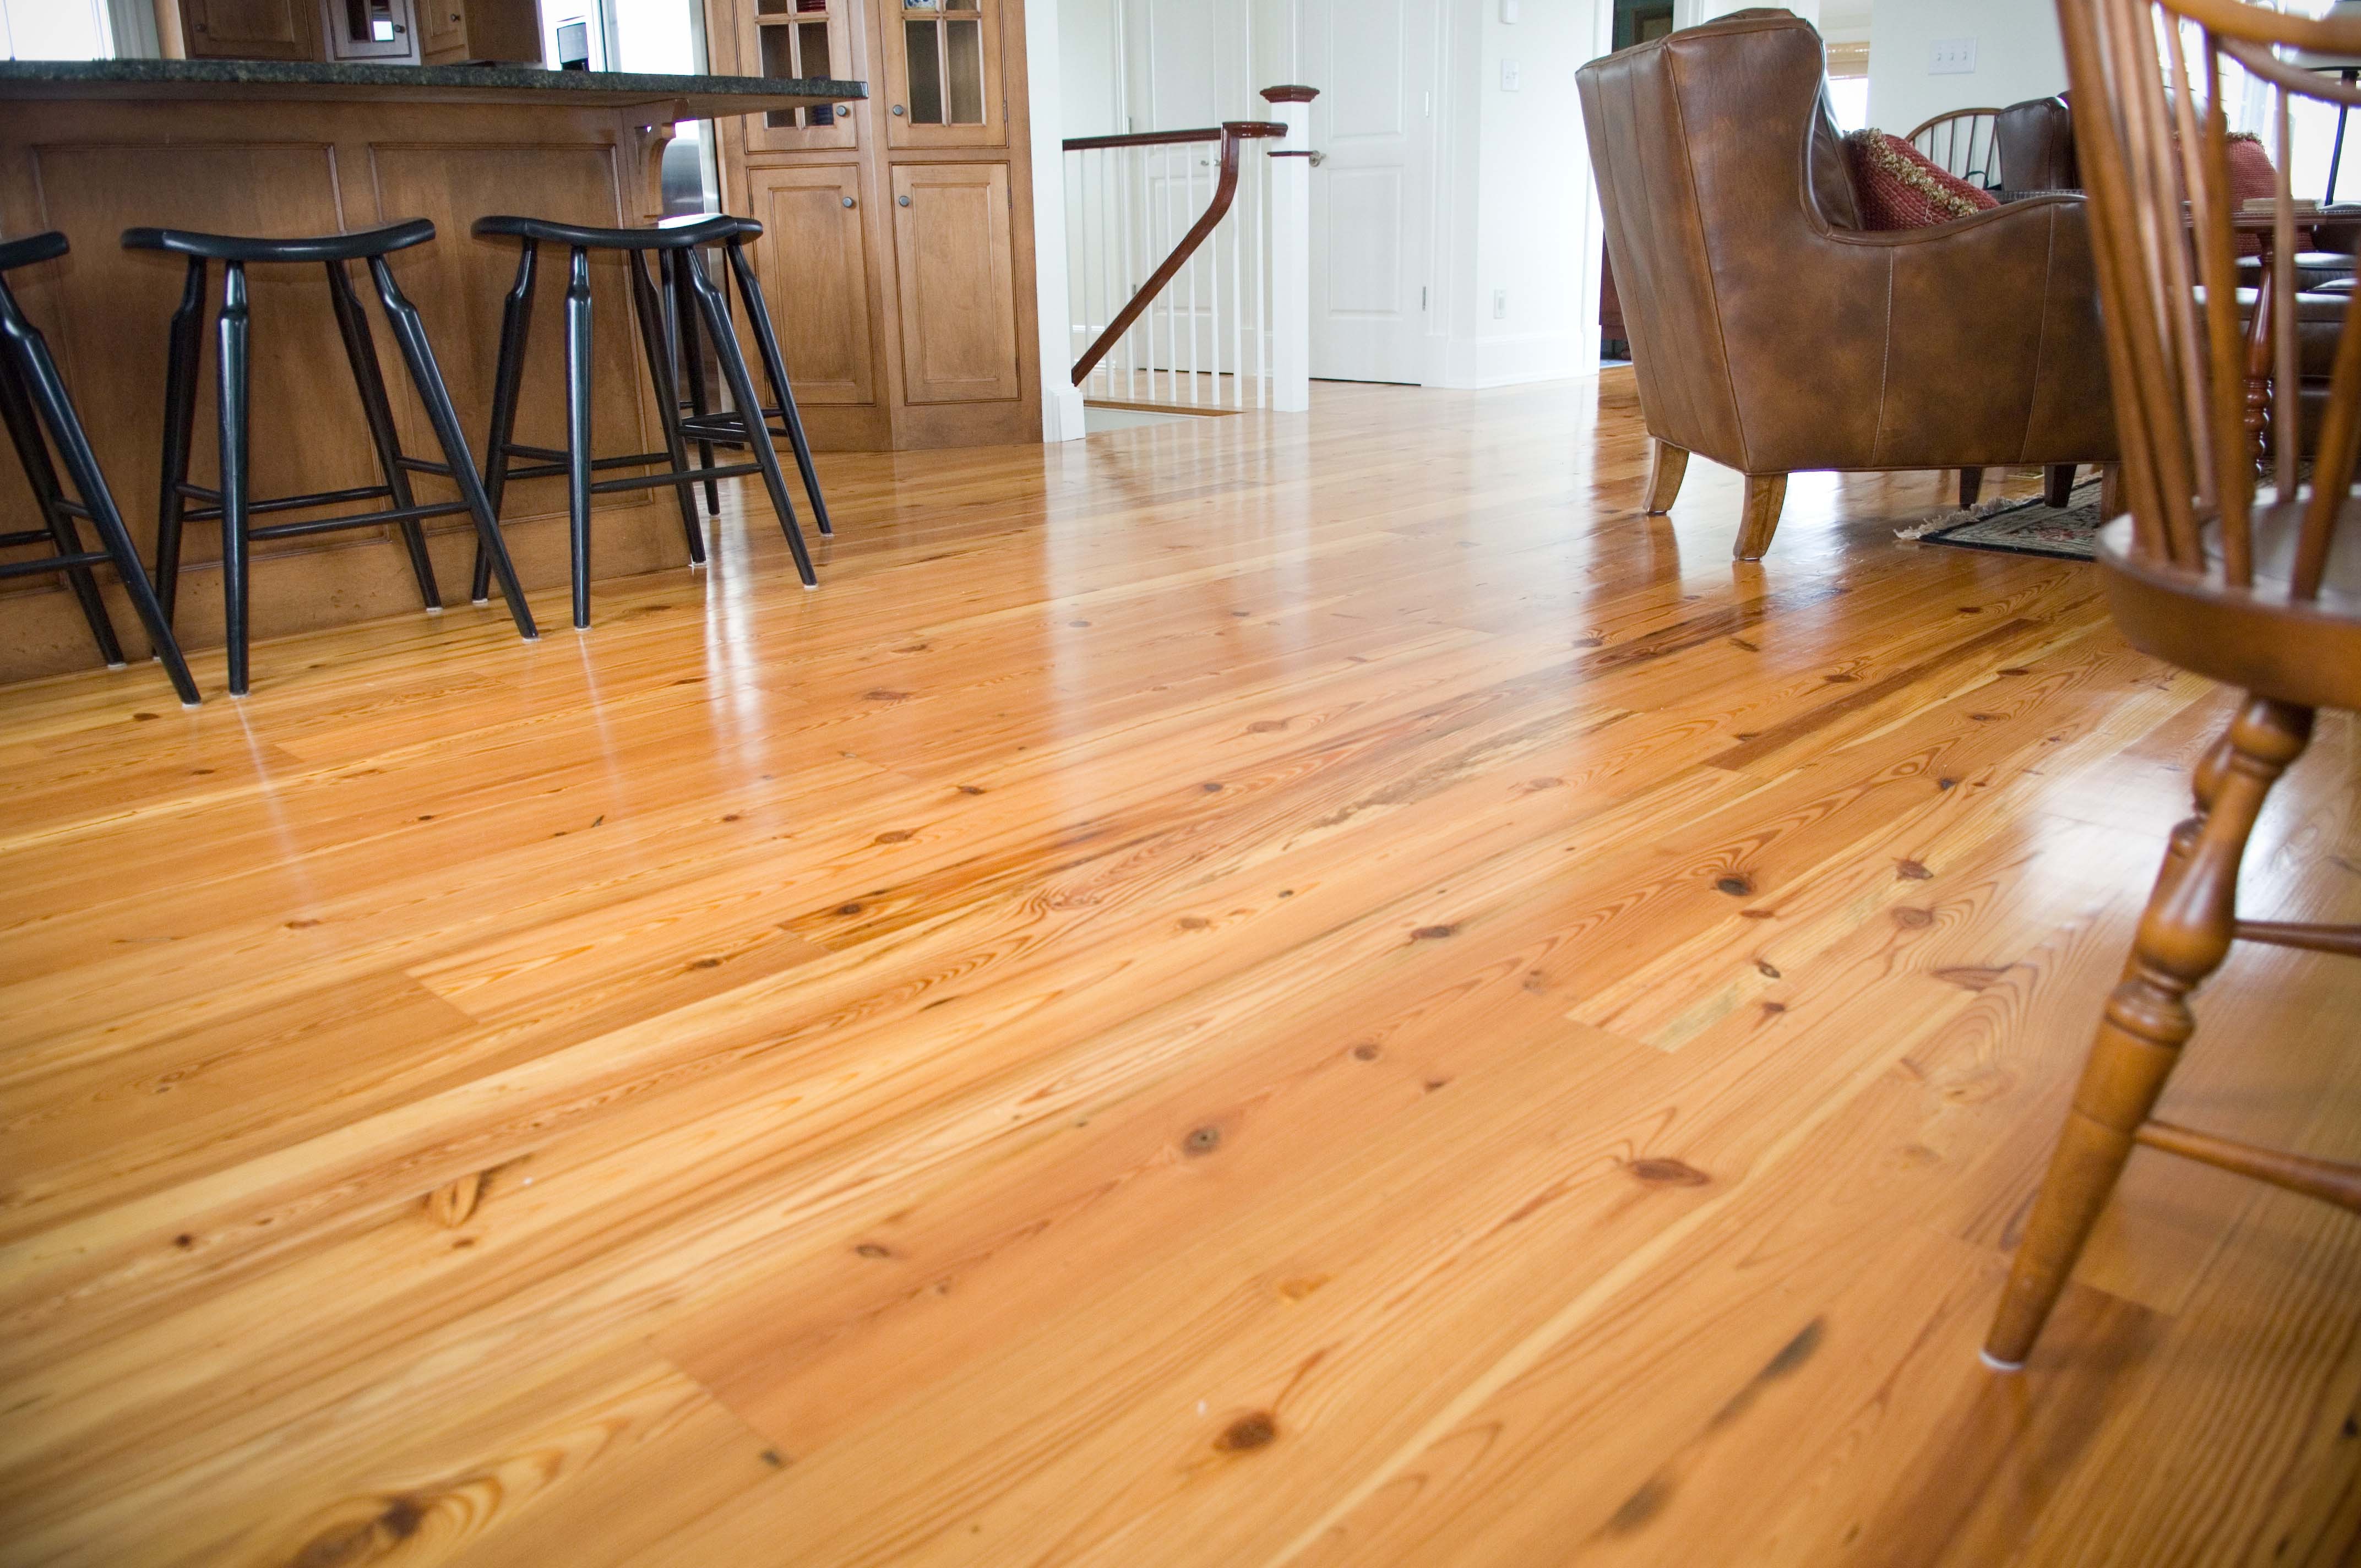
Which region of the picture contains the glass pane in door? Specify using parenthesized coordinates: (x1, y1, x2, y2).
(945, 18, 984, 123)
(760, 25, 796, 125)
(906, 20, 945, 123)
(799, 21, 834, 123)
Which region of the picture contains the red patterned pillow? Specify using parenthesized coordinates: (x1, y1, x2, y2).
(1843, 129, 2001, 230)
(2224, 132, 2278, 255)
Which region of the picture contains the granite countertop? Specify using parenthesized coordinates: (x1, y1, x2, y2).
(0, 59, 865, 116)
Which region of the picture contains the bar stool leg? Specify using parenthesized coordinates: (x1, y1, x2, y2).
(366, 255, 537, 644)
(670, 251, 720, 518)
(0, 336, 122, 664)
(216, 262, 254, 698)
(471, 240, 537, 607)
(564, 245, 596, 629)
(683, 248, 816, 589)
(628, 249, 705, 567)
(0, 284, 200, 706)
(327, 259, 439, 611)
(725, 236, 833, 538)
(153, 258, 206, 624)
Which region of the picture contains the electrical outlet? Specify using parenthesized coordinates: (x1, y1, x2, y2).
(1929, 37, 1977, 74)
(1493, 288, 1508, 319)
(1500, 59, 1521, 91)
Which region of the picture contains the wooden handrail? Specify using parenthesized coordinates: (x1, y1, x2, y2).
(1066, 121, 1286, 387)
(1065, 126, 1226, 152)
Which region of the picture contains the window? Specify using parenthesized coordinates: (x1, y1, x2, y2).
(0, 0, 111, 59)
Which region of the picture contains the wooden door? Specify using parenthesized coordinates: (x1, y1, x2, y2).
(877, 0, 1008, 150)
(739, 165, 878, 406)
(183, 0, 323, 59)
(741, 0, 862, 152)
(320, 0, 417, 60)
(1302, 0, 1437, 384)
(419, 0, 464, 57)
(890, 162, 1019, 403)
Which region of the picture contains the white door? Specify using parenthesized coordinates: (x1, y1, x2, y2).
(1304, 0, 1435, 384)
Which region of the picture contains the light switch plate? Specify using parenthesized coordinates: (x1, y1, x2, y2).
(1929, 37, 1977, 74)
(1500, 59, 1521, 91)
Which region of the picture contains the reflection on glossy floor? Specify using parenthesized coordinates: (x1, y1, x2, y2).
(1, 373, 2355, 1567)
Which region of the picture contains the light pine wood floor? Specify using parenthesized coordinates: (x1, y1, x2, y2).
(1, 373, 2355, 1567)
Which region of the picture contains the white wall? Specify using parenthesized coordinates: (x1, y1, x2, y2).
(1429, 0, 1608, 388)
(1867, 0, 2065, 135)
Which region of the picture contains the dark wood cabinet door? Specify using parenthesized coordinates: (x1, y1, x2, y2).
(183, 0, 323, 59)
(876, 0, 1008, 150)
(890, 161, 1019, 403)
(739, 164, 878, 406)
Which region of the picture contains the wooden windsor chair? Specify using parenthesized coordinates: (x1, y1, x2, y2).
(1907, 107, 2004, 188)
(1983, 0, 2361, 1371)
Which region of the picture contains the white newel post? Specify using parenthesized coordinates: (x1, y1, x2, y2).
(1262, 85, 1317, 414)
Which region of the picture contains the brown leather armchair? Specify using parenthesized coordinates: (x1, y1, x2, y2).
(1576, 9, 2118, 559)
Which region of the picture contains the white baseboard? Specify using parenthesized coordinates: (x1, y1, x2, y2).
(1430, 329, 1593, 390)
(1043, 384, 1090, 443)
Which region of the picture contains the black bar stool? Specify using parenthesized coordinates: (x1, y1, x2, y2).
(126, 219, 538, 698)
(0, 232, 200, 706)
(467, 212, 819, 630)
(665, 216, 834, 539)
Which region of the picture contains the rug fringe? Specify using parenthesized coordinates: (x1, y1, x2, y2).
(1894, 490, 2038, 542)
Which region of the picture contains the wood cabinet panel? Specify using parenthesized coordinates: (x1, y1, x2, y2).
(183, 0, 323, 59)
(739, 165, 877, 405)
(418, 0, 538, 63)
(889, 161, 1019, 404)
(367, 143, 656, 525)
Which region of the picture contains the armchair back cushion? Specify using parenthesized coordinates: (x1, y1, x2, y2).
(1576, 8, 2117, 476)
(1996, 96, 2079, 195)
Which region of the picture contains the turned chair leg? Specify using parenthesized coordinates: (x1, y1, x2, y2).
(1643, 438, 1688, 514)
(1959, 466, 1985, 507)
(1983, 697, 2315, 1369)
(1735, 473, 1786, 560)
(2044, 463, 2079, 509)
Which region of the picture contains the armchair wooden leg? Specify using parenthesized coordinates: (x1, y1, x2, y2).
(1959, 466, 1985, 507)
(1983, 697, 2314, 1369)
(2100, 462, 2124, 519)
(1735, 473, 1785, 560)
(1644, 439, 1688, 514)
(2044, 463, 2078, 508)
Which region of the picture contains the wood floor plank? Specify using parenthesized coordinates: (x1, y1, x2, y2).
(0, 374, 2352, 1566)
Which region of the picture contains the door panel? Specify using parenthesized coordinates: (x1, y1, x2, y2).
(1304, 0, 1433, 384)
(741, 165, 877, 405)
(890, 162, 1020, 403)
(421, 0, 464, 57)
(185, 0, 323, 58)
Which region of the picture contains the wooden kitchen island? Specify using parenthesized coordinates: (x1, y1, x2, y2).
(0, 61, 862, 685)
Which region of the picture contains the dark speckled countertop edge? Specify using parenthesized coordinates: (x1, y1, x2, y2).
(0, 58, 866, 102)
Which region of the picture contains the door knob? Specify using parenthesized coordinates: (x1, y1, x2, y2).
(842, 195, 855, 207)
(891, 104, 906, 115)
(1308, 150, 1326, 166)
(898, 194, 911, 206)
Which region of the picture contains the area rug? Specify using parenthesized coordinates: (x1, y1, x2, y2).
(1894, 474, 2103, 561)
